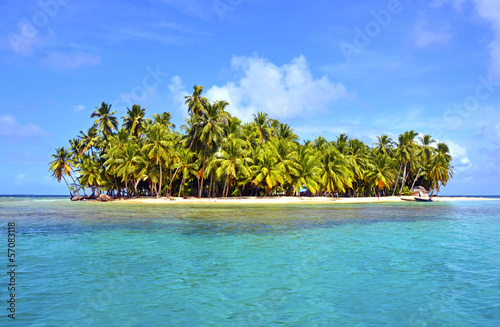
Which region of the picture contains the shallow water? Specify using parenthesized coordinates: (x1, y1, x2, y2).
(1, 197, 500, 326)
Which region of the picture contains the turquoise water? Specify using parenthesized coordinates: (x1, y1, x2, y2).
(1, 197, 500, 326)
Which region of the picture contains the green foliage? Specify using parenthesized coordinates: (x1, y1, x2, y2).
(50, 88, 454, 199)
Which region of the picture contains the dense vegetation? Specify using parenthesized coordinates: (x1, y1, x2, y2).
(49, 85, 453, 198)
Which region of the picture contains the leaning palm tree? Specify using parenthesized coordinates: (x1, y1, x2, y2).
(123, 104, 147, 138)
(78, 126, 99, 156)
(91, 102, 118, 141)
(49, 147, 79, 196)
(436, 142, 452, 163)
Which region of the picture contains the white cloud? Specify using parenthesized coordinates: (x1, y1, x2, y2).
(444, 139, 472, 173)
(470, 0, 500, 79)
(430, 0, 468, 11)
(15, 174, 30, 186)
(168, 75, 188, 118)
(41, 52, 101, 70)
(413, 16, 452, 49)
(72, 105, 86, 112)
(437, 0, 500, 78)
(0, 115, 50, 143)
(204, 55, 348, 122)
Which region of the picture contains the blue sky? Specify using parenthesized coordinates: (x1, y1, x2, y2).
(1, 0, 499, 195)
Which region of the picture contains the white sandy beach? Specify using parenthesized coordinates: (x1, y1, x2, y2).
(108, 196, 495, 205)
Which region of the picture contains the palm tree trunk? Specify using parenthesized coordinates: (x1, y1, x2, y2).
(199, 154, 206, 198)
(67, 169, 80, 196)
(188, 128, 198, 150)
(227, 174, 232, 197)
(113, 175, 120, 197)
(178, 177, 185, 197)
(208, 171, 213, 198)
(410, 166, 422, 191)
(62, 175, 74, 197)
(158, 160, 163, 198)
(134, 178, 140, 197)
(392, 163, 403, 196)
(399, 163, 408, 195)
(168, 166, 183, 196)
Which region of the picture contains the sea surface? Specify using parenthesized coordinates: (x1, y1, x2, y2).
(1, 196, 500, 326)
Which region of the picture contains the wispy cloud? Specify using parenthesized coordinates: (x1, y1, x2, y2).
(72, 105, 86, 112)
(412, 15, 452, 49)
(40, 51, 101, 70)
(0, 114, 50, 143)
(436, 0, 500, 78)
(168, 76, 189, 118)
(159, 0, 213, 20)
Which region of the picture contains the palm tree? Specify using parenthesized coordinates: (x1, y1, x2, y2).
(213, 138, 252, 197)
(152, 112, 175, 131)
(275, 123, 299, 141)
(271, 138, 300, 188)
(49, 147, 78, 196)
(292, 145, 320, 195)
(78, 126, 99, 155)
(426, 155, 453, 195)
(114, 142, 143, 196)
(253, 112, 272, 143)
(318, 147, 353, 195)
(345, 139, 370, 196)
(123, 104, 147, 138)
(68, 139, 86, 196)
(172, 148, 198, 197)
(91, 102, 118, 141)
(410, 134, 436, 190)
(392, 130, 418, 195)
(373, 135, 395, 156)
(185, 85, 209, 117)
(77, 154, 104, 196)
(240, 122, 259, 148)
(196, 101, 229, 197)
(336, 133, 350, 154)
(251, 145, 284, 195)
(436, 142, 452, 163)
(143, 124, 171, 198)
(365, 154, 397, 197)
(314, 136, 328, 151)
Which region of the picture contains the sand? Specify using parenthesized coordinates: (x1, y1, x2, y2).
(107, 196, 495, 205)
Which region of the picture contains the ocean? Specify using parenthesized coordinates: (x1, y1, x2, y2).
(1, 196, 499, 326)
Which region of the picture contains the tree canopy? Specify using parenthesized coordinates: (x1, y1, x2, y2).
(49, 88, 454, 199)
